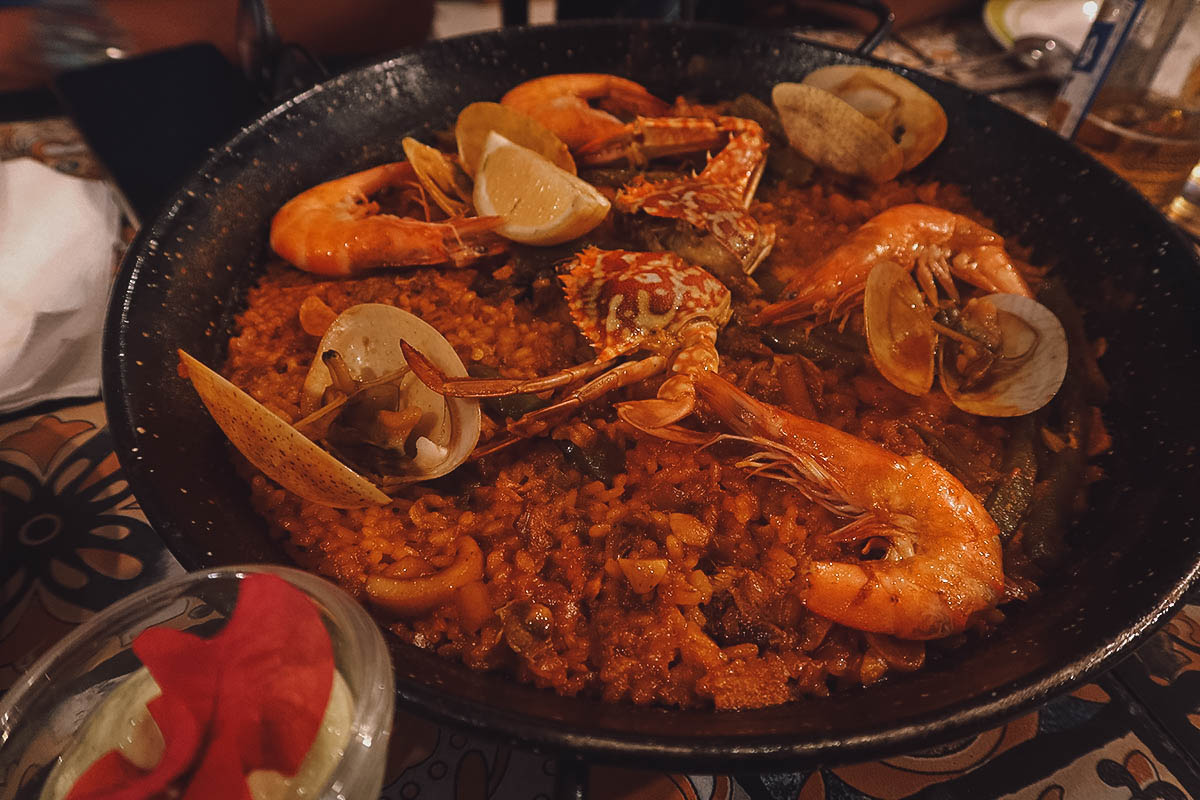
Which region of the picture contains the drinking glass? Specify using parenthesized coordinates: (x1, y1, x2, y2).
(1050, 0, 1200, 210)
(0, 566, 395, 800)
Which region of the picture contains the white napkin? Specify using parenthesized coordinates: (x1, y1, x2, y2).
(0, 158, 122, 414)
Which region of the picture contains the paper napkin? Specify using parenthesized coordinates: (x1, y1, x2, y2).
(0, 157, 122, 414)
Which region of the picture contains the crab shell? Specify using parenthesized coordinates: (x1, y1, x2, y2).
(560, 247, 732, 362)
(617, 180, 774, 278)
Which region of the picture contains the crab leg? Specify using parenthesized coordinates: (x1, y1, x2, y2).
(408, 350, 669, 454)
(575, 116, 729, 166)
(509, 355, 668, 437)
(613, 119, 775, 278)
(694, 118, 769, 207)
(401, 341, 616, 398)
(617, 319, 720, 432)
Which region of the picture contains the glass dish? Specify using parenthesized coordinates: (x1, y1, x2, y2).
(0, 565, 394, 800)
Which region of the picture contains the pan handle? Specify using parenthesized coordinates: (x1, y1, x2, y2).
(827, 0, 896, 55)
(791, 0, 894, 55)
(236, 0, 329, 102)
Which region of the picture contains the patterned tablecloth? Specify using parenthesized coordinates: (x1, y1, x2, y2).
(3, 16, 1200, 800)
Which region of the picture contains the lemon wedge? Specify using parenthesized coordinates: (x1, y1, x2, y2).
(473, 131, 610, 246)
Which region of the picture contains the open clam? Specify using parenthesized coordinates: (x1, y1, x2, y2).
(772, 82, 903, 183)
(802, 66, 947, 172)
(180, 304, 480, 508)
(863, 261, 937, 396)
(863, 264, 1067, 416)
(939, 294, 1068, 417)
(772, 67, 947, 182)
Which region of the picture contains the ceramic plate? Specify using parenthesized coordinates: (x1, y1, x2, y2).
(983, 0, 1098, 51)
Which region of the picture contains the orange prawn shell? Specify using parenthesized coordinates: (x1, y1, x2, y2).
(755, 203, 1032, 325)
(268, 162, 506, 276)
(500, 73, 671, 151)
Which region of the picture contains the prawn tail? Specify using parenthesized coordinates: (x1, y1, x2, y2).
(441, 216, 508, 266)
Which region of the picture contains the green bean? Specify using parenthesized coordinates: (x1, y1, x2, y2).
(557, 436, 624, 486)
(964, 278, 1100, 567)
(725, 94, 787, 142)
(984, 415, 1038, 542)
(723, 94, 816, 185)
(767, 148, 815, 186)
(760, 325, 866, 371)
(908, 422, 984, 491)
(1037, 278, 1109, 404)
(1022, 433, 1085, 570)
(1022, 357, 1091, 570)
(467, 364, 551, 420)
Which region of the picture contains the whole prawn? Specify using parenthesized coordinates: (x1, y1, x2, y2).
(756, 204, 1033, 326)
(270, 162, 506, 277)
(500, 73, 671, 152)
(694, 371, 1004, 640)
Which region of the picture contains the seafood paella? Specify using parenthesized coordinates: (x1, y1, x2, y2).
(181, 70, 1108, 710)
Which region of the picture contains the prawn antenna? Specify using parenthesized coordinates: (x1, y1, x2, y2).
(707, 433, 865, 519)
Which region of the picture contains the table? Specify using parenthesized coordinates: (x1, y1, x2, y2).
(3, 15, 1200, 800)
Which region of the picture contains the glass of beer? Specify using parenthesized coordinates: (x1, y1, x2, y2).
(1050, 0, 1200, 212)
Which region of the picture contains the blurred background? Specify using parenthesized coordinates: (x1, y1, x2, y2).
(0, 0, 979, 95)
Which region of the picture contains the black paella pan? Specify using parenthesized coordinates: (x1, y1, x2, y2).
(102, 20, 1200, 771)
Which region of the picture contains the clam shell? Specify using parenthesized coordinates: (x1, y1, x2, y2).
(302, 303, 481, 481)
(863, 261, 936, 396)
(179, 350, 391, 508)
(940, 294, 1068, 417)
(803, 66, 947, 171)
(455, 101, 576, 177)
(771, 82, 903, 183)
